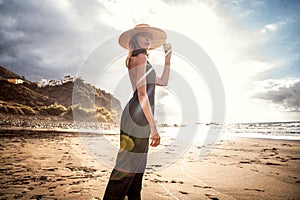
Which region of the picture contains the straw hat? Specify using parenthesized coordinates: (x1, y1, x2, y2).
(118, 24, 167, 50)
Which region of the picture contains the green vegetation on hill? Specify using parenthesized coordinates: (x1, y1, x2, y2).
(0, 100, 36, 115)
(0, 80, 56, 107)
(0, 66, 122, 123)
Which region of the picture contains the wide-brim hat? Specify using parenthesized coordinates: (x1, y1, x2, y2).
(119, 24, 167, 50)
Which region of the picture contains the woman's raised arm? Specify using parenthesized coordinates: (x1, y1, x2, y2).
(156, 43, 171, 86)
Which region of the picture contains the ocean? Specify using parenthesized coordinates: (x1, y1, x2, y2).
(82, 121, 300, 141)
(149, 121, 300, 144)
(220, 121, 300, 140)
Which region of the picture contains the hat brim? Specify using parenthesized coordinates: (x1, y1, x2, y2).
(119, 27, 167, 50)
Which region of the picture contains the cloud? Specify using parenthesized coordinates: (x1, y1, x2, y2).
(253, 79, 300, 112)
(262, 23, 278, 33)
(0, 0, 116, 81)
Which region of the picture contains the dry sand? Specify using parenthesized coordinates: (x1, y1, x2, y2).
(0, 128, 299, 200)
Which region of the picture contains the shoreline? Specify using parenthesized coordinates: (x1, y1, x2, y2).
(1, 124, 300, 142)
(222, 134, 300, 141)
(0, 113, 119, 131)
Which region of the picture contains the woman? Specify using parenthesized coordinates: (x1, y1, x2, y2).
(103, 24, 171, 200)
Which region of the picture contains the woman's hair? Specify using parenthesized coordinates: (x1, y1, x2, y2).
(125, 34, 140, 67)
(129, 34, 140, 50)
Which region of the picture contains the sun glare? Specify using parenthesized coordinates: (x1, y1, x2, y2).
(95, 0, 289, 122)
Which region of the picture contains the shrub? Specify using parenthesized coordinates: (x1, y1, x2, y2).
(37, 103, 67, 116)
(0, 100, 36, 115)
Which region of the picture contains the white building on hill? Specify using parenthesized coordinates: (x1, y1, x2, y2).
(48, 79, 62, 86)
(36, 75, 81, 87)
(63, 75, 74, 84)
(37, 79, 48, 88)
(7, 78, 24, 84)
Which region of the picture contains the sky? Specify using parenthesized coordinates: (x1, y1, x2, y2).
(0, 0, 299, 123)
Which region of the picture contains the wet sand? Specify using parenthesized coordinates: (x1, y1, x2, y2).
(0, 128, 299, 200)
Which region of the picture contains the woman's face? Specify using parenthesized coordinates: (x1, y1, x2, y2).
(136, 32, 153, 49)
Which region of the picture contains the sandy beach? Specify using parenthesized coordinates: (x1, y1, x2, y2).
(0, 127, 299, 200)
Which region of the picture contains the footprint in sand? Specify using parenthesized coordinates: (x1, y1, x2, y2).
(265, 162, 282, 166)
(27, 186, 34, 190)
(281, 143, 292, 147)
(14, 194, 24, 199)
(30, 194, 43, 199)
(239, 160, 251, 164)
(179, 191, 188, 194)
(48, 186, 56, 190)
(290, 157, 300, 160)
(244, 188, 265, 192)
(275, 156, 288, 162)
(205, 193, 219, 200)
(170, 180, 184, 184)
(250, 168, 259, 172)
(193, 184, 212, 189)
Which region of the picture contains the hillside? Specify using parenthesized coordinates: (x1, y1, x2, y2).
(0, 66, 122, 123)
(0, 66, 23, 79)
(0, 80, 56, 107)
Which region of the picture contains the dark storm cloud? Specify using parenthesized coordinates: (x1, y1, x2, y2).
(254, 81, 300, 112)
(0, 0, 117, 81)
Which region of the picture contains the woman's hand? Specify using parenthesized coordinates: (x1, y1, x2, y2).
(163, 43, 172, 55)
(150, 126, 160, 147)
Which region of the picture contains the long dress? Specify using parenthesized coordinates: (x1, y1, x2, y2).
(103, 48, 156, 200)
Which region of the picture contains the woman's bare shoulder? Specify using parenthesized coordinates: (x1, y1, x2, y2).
(128, 53, 147, 69)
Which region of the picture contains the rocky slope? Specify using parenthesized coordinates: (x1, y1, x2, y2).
(0, 66, 122, 123)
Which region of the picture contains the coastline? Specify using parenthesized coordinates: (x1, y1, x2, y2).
(0, 128, 299, 199)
